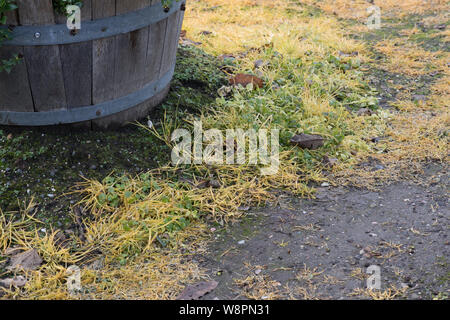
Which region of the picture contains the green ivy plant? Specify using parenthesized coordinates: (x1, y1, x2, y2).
(52, 0, 83, 16)
(0, 0, 20, 74)
(162, 0, 181, 11)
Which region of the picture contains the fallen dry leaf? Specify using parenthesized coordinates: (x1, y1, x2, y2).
(229, 74, 264, 88)
(290, 133, 325, 149)
(7, 249, 43, 271)
(176, 281, 219, 300)
(0, 276, 27, 288)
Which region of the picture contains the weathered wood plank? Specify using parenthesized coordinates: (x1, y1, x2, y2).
(113, 28, 150, 98)
(116, 0, 150, 14)
(58, 0, 93, 108)
(92, 1, 116, 105)
(93, 0, 152, 126)
(4, 8, 19, 25)
(18, 0, 67, 111)
(0, 6, 31, 111)
(60, 42, 93, 108)
(159, 11, 180, 77)
(173, 3, 185, 65)
(113, 0, 150, 98)
(80, 0, 93, 21)
(16, 0, 54, 25)
(24, 45, 67, 111)
(144, 18, 167, 84)
(0, 46, 34, 112)
(92, 0, 116, 19)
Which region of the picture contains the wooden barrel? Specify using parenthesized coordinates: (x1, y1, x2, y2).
(0, 0, 185, 128)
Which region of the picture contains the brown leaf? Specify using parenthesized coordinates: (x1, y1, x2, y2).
(290, 133, 325, 150)
(6, 249, 42, 271)
(176, 281, 219, 300)
(3, 247, 23, 256)
(0, 276, 27, 288)
(229, 74, 264, 88)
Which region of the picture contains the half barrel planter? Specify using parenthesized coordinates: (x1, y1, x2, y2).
(0, 0, 186, 128)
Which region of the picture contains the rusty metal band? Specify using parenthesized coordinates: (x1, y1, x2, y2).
(0, 67, 174, 126)
(1, 1, 184, 46)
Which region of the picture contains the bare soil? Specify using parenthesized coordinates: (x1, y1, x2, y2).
(198, 163, 449, 299)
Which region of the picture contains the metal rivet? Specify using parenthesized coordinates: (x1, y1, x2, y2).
(34, 32, 41, 39)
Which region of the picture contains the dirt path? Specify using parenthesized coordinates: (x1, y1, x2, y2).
(198, 164, 448, 300)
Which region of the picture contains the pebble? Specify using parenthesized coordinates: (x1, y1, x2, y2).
(238, 240, 245, 245)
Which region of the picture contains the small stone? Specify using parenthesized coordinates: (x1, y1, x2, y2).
(209, 180, 221, 188)
(254, 59, 269, 69)
(321, 182, 330, 187)
(238, 240, 246, 245)
(356, 108, 373, 116)
(373, 164, 385, 171)
(413, 95, 427, 103)
(199, 30, 213, 36)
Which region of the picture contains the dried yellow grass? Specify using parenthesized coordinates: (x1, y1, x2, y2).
(303, 0, 449, 20)
(374, 38, 447, 76)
